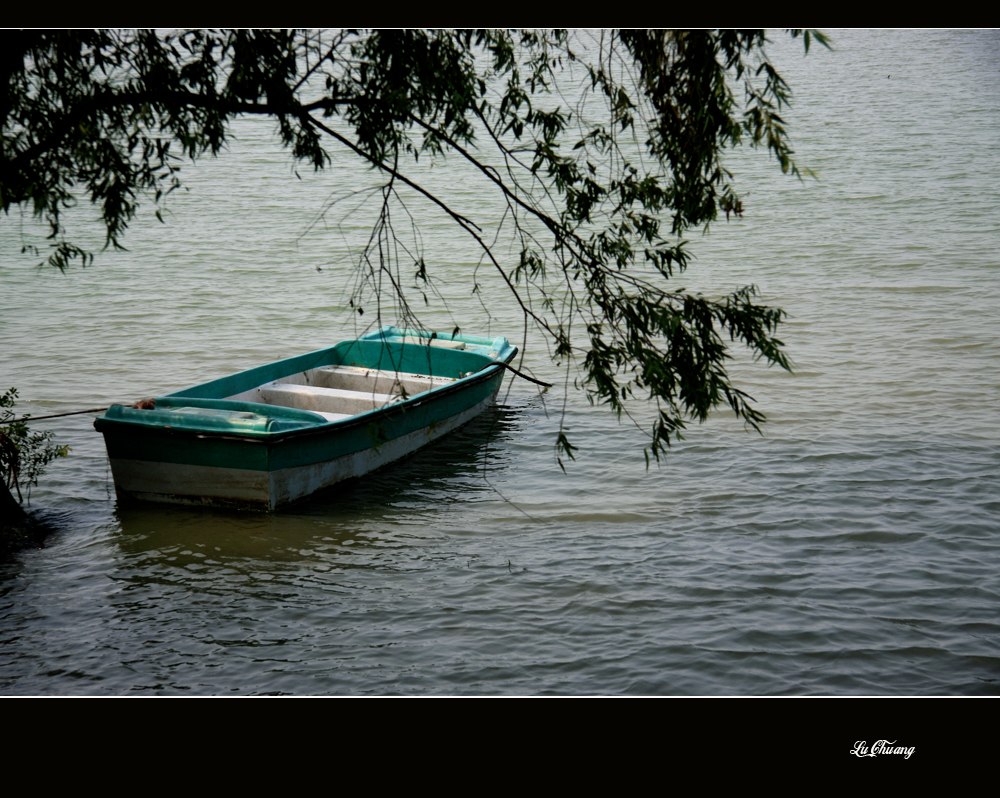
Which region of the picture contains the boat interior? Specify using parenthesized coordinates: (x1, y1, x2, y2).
(226, 365, 456, 423)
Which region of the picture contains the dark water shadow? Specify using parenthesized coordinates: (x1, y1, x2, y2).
(0, 505, 79, 563)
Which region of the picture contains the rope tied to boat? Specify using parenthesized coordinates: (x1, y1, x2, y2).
(494, 362, 552, 388)
(0, 407, 110, 425)
(0, 398, 159, 425)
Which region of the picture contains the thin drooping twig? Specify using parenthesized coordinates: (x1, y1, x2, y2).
(303, 113, 557, 339)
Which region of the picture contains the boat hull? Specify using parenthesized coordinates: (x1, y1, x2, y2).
(96, 328, 516, 510)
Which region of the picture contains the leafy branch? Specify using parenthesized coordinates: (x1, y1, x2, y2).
(2, 28, 829, 465)
(1, 388, 70, 512)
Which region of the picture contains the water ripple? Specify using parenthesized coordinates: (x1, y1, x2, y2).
(3, 30, 1000, 694)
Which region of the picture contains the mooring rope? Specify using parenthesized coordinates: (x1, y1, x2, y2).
(495, 362, 553, 388)
(0, 407, 109, 425)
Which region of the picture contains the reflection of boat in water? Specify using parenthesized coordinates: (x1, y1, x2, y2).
(95, 327, 517, 510)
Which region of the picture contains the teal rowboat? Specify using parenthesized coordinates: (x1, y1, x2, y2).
(95, 327, 517, 510)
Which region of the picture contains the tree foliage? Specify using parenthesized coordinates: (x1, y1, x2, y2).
(1, 29, 826, 462)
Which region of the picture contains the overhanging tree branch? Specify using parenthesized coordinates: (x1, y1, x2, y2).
(2, 28, 827, 464)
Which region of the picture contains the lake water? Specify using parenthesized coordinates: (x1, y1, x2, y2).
(2, 29, 998, 695)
